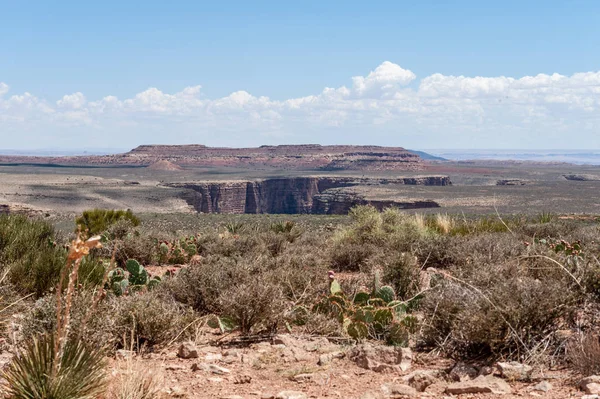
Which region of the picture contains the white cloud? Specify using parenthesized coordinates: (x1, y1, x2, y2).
(57, 92, 87, 109)
(0, 83, 8, 97)
(1, 61, 599, 149)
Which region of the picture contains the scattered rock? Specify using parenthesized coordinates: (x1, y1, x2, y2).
(190, 363, 230, 374)
(531, 380, 552, 392)
(445, 375, 513, 395)
(178, 342, 199, 359)
(359, 392, 384, 399)
(581, 376, 600, 394)
(169, 386, 186, 397)
(317, 351, 344, 366)
(208, 364, 231, 375)
(349, 343, 412, 372)
(281, 346, 311, 363)
(165, 364, 187, 371)
(275, 391, 307, 399)
(291, 373, 314, 382)
(381, 383, 417, 398)
(234, 374, 252, 384)
(449, 362, 478, 382)
(205, 353, 223, 362)
(402, 370, 439, 392)
(497, 361, 533, 381)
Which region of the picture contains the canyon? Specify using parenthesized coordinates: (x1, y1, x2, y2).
(166, 176, 450, 214)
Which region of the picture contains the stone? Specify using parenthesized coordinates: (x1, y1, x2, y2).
(165, 364, 187, 371)
(581, 377, 600, 394)
(349, 343, 412, 372)
(190, 363, 230, 374)
(586, 384, 600, 395)
(402, 370, 438, 392)
(291, 373, 314, 382)
(208, 364, 231, 375)
(449, 362, 478, 382)
(582, 396, 600, 399)
(177, 342, 199, 359)
(169, 386, 186, 397)
(317, 351, 344, 366)
(281, 346, 311, 363)
(234, 374, 252, 384)
(497, 361, 533, 381)
(359, 392, 384, 399)
(205, 353, 223, 362)
(260, 395, 276, 399)
(531, 380, 552, 392)
(445, 375, 513, 395)
(381, 383, 417, 398)
(275, 391, 307, 399)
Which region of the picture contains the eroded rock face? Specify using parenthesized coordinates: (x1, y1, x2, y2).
(167, 176, 450, 215)
(349, 344, 412, 373)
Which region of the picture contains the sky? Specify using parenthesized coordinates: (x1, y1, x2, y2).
(1, 0, 599, 151)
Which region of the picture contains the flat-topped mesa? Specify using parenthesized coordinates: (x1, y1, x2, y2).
(124, 144, 423, 171)
(0, 144, 423, 171)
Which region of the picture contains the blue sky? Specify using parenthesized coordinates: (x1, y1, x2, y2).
(1, 0, 599, 150)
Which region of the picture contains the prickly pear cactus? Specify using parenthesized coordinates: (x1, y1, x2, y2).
(111, 279, 129, 296)
(147, 277, 161, 290)
(108, 267, 125, 283)
(126, 259, 148, 285)
(376, 285, 396, 303)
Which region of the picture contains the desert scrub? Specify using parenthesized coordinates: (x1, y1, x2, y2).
(0, 214, 67, 297)
(76, 208, 140, 236)
(420, 260, 582, 359)
(23, 289, 194, 352)
(162, 254, 292, 334)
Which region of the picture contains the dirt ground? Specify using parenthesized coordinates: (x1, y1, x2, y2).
(112, 333, 583, 399)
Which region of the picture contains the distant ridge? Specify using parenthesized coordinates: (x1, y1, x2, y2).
(0, 144, 424, 172)
(407, 150, 447, 161)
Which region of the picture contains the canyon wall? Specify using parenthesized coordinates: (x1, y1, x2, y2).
(166, 176, 450, 214)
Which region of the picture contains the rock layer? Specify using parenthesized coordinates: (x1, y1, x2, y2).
(0, 144, 424, 171)
(165, 176, 450, 214)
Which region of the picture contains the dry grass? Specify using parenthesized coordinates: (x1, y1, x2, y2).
(434, 213, 454, 234)
(567, 333, 600, 375)
(107, 358, 165, 399)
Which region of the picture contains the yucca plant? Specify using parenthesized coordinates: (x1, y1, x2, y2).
(2, 234, 109, 399)
(3, 334, 106, 399)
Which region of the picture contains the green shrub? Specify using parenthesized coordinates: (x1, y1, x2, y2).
(0, 215, 66, 297)
(76, 209, 140, 236)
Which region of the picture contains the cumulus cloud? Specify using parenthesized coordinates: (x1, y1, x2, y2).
(0, 83, 8, 97)
(1, 61, 599, 149)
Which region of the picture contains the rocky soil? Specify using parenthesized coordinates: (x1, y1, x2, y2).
(97, 334, 590, 399)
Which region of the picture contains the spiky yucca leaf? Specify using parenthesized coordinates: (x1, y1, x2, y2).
(3, 334, 106, 399)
